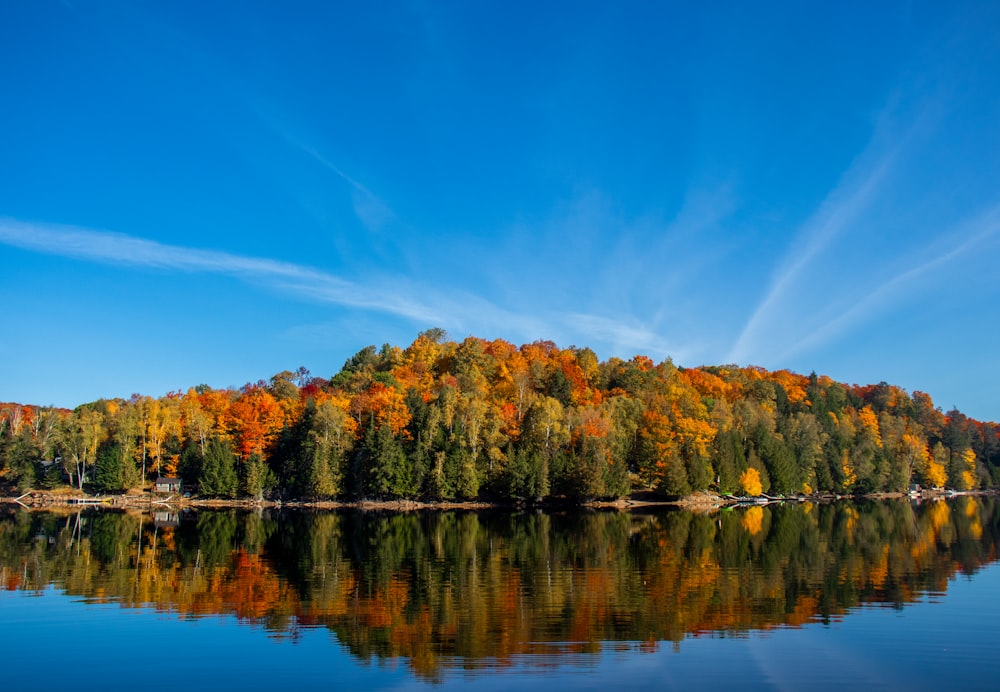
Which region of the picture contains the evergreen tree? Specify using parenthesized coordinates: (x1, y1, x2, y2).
(712, 429, 745, 494)
(178, 441, 203, 491)
(753, 425, 798, 494)
(95, 441, 124, 491)
(354, 422, 414, 499)
(2, 428, 39, 492)
(455, 447, 479, 499)
(504, 446, 550, 500)
(200, 437, 238, 498)
(242, 452, 274, 500)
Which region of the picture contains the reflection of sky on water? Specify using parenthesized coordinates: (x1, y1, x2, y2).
(3, 565, 999, 691)
(1, 587, 407, 691)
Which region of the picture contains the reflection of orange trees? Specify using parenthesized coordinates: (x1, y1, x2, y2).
(842, 506, 859, 538)
(867, 544, 890, 590)
(784, 595, 821, 627)
(639, 519, 727, 640)
(960, 496, 983, 541)
(128, 545, 302, 625)
(566, 567, 615, 645)
(909, 501, 952, 574)
(3, 501, 1000, 676)
(222, 551, 290, 620)
(2, 565, 23, 590)
(929, 500, 951, 530)
(354, 574, 410, 628)
(741, 506, 764, 535)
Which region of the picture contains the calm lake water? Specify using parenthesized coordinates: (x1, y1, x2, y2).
(2, 498, 999, 690)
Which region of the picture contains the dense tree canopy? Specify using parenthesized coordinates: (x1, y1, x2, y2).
(2, 332, 998, 500)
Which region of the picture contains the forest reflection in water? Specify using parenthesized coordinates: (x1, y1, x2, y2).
(1, 497, 997, 680)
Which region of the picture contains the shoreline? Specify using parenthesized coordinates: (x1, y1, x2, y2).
(3, 487, 994, 513)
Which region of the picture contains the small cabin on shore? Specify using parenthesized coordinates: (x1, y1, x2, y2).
(154, 477, 182, 494)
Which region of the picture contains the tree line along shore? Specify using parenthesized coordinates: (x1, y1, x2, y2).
(2, 331, 998, 504)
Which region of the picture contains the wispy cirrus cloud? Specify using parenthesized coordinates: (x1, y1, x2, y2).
(727, 99, 935, 365)
(481, 185, 734, 364)
(0, 217, 437, 322)
(558, 313, 688, 362)
(727, 155, 896, 364)
(252, 113, 400, 235)
(779, 203, 1000, 360)
(292, 142, 397, 233)
(0, 217, 654, 356)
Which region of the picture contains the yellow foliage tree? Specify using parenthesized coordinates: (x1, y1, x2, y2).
(927, 442, 950, 489)
(739, 467, 763, 496)
(957, 448, 977, 491)
(857, 405, 882, 448)
(840, 449, 857, 492)
(921, 441, 948, 489)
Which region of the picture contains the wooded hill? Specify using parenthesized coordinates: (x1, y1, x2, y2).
(2, 330, 998, 500)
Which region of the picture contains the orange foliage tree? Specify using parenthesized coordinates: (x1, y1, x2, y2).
(227, 387, 285, 459)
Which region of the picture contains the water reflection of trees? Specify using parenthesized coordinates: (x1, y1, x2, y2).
(1, 498, 998, 678)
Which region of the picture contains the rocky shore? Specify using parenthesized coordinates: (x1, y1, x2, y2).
(2, 486, 993, 513)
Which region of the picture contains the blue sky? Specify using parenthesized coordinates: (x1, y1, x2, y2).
(2, 1, 999, 420)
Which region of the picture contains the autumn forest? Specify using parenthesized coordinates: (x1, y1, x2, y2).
(1, 331, 998, 501)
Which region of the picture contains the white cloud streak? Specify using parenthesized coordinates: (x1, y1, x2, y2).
(779, 203, 1000, 360)
(0, 218, 624, 352)
(727, 98, 936, 365)
(0, 217, 435, 322)
(560, 313, 688, 362)
(278, 132, 397, 233)
(0, 217, 666, 358)
(727, 151, 896, 364)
